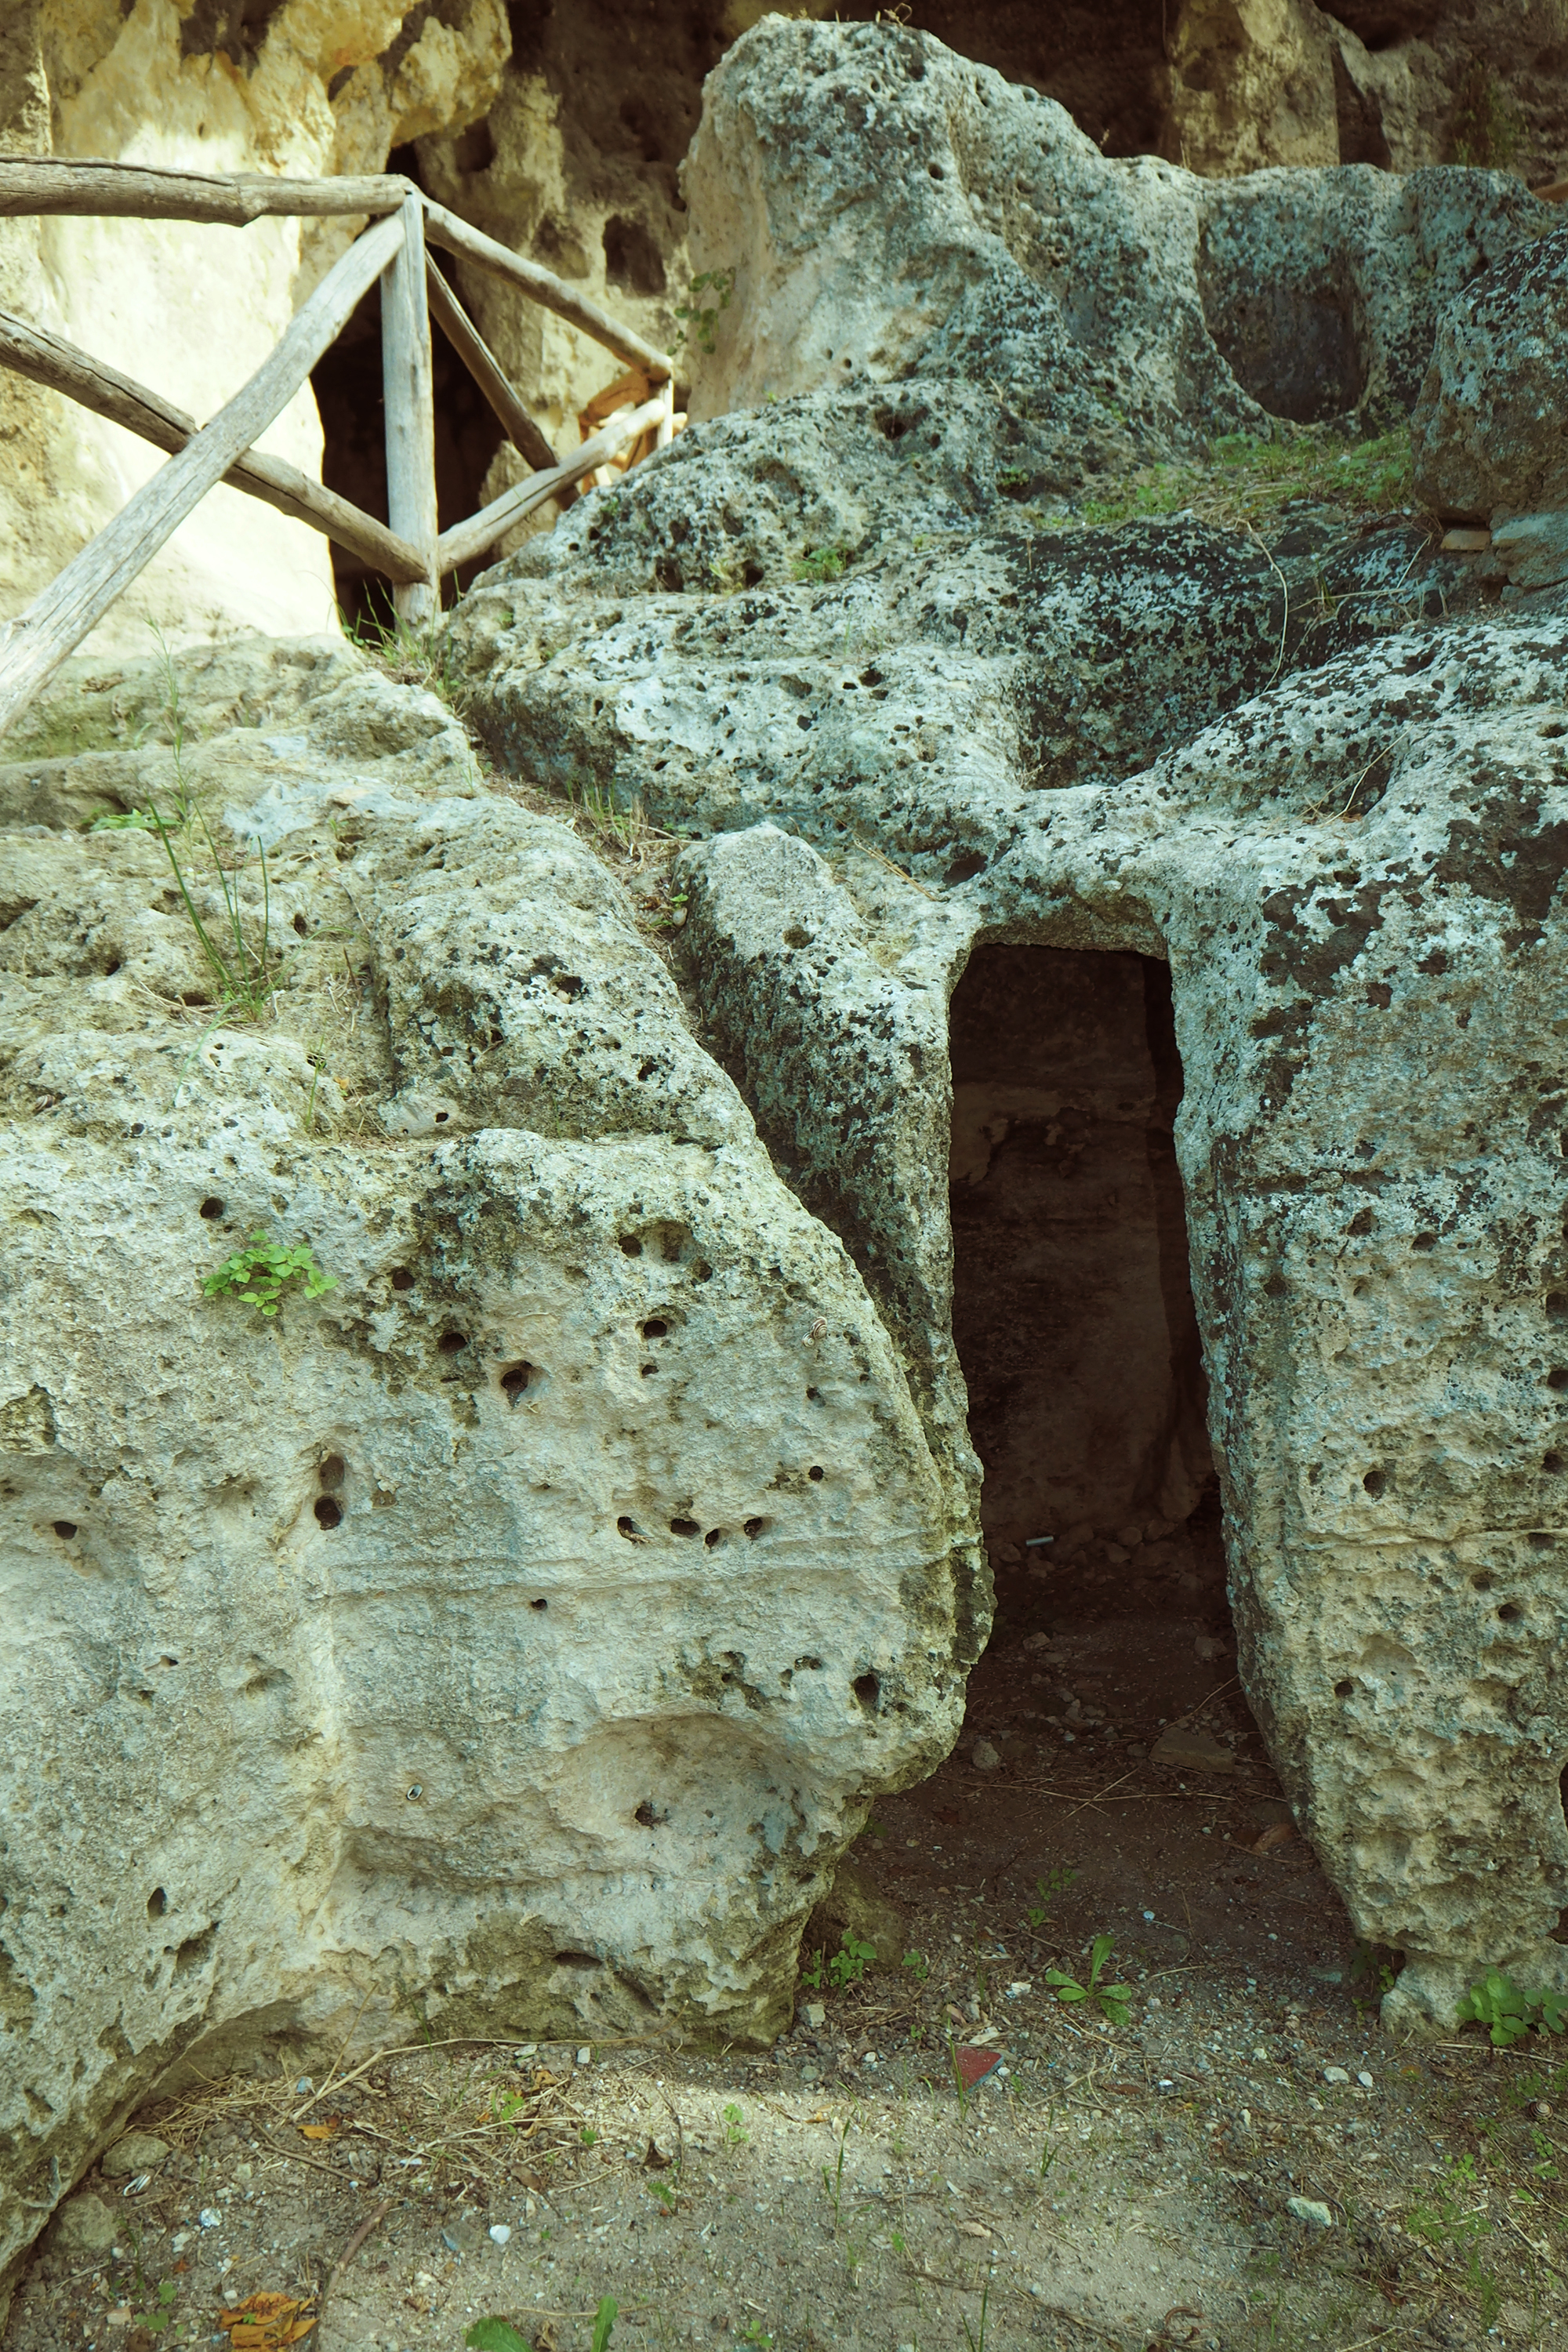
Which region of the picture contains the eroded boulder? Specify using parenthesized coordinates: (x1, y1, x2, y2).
(0, 637, 976, 2307)
(1411, 222, 1568, 539)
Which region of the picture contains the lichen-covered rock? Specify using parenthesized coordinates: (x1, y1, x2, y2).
(681, 16, 1549, 435)
(1411, 223, 1568, 524)
(672, 610, 1568, 2040)
(0, 639, 974, 2311)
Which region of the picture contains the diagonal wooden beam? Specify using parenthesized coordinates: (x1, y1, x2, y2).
(422, 198, 674, 383)
(0, 209, 405, 741)
(0, 307, 430, 585)
(436, 394, 670, 575)
(425, 257, 573, 500)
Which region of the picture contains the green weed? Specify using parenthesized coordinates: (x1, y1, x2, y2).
(829, 1933, 876, 1988)
(1025, 1867, 1077, 1929)
(961, 2278, 991, 2352)
(722, 2101, 749, 2147)
(149, 799, 277, 1018)
(821, 2107, 856, 2230)
(465, 2323, 532, 2352)
(1457, 1968, 1568, 2046)
(592, 2299, 619, 2352)
(790, 546, 849, 585)
(1044, 1933, 1132, 2026)
(673, 269, 735, 355)
(202, 1230, 337, 1319)
(902, 1948, 929, 1984)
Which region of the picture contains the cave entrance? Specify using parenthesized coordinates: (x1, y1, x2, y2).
(949, 944, 1244, 1765)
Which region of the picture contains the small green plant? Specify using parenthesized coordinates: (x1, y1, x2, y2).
(1044, 1933, 1132, 2026)
(131, 2279, 179, 2335)
(344, 597, 467, 712)
(580, 2124, 601, 2146)
(1450, 58, 1522, 169)
(1457, 1967, 1568, 2046)
(829, 1932, 876, 1989)
(591, 2299, 619, 2352)
(147, 799, 277, 1018)
(673, 267, 735, 354)
(202, 1230, 337, 1319)
(647, 2176, 677, 2214)
(1025, 1866, 1077, 1929)
(722, 2101, 749, 2146)
(799, 1945, 824, 1992)
(737, 2326, 773, 2350)
(902, 1948, 929, 1984)
(821, 2107, 855, 2229)
(961, 2278, 991, 2352)
(465, 2323, 533, 2352)
(789, 545, 848, 586)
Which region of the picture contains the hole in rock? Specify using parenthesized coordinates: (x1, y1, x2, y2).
(52, 1520, 77, 1540)
(318, 1454, 346, 1492)
(499, 1362, 535, 1404)
(531, 1597, 549, 1610)
(670, 1516, 700, 1537)
(147, 1888, 167, 1920)
(1196, 234, 1367, 423)
(437, 1330, 468, 1354)
(853, 1671, 881, 1711)
(704, 1527, 723, 1548)
(553, 1949, 603, 1969)
(314, 1497, 342, 1530)
(946, 946, 1261, 1782)
(743, 1517, 768, 1539)
(642, 1318, 669, 1339)
(390, 1267, 415, 1291)
(198, 1196, 225, 1219)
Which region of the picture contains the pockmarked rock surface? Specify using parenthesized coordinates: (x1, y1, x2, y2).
(679, 16, 1549, 434)
(448, 20, 1568, 2045)
(1411, 221, 1568, 532)
(0, 637, 976, 2313)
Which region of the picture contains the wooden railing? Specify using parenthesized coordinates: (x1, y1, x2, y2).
(0, 158, 677, 739)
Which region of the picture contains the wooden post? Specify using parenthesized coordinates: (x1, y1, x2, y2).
(381, 191, 437, 629)
(655, 376, 676, 451)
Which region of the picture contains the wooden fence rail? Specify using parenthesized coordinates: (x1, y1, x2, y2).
(0, 158, 677, 740)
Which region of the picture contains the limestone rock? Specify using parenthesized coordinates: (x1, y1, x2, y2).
(0, 638, 970, 2310)
(49, 2196, 117, 2256)
(681, 16, 1548, 433)
(1411, 225, 1568, 524)
(99, 2132, 170, 2179)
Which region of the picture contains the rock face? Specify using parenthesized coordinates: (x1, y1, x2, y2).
(680, 17, 1546, 430)
(1411, 222, 1568, 528)
(446, 21, 1568, 2045)
(0, 636, 971, 2313)
(0, 0, 507, 644)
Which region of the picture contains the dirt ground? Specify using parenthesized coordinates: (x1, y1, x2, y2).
(11, 1501, 1568, 2352)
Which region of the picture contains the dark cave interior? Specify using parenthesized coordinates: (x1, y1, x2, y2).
(949, 946, 1250, 1763)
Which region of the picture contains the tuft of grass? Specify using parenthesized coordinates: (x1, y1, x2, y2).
(343, 599, 468, 712)
(1074, 430, 1413, 534)
(790, 545, 849, 585)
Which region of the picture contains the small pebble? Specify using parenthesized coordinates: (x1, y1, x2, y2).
(1358, 2070, 1374, 2088)
(198, 2208, 222, 2229)
(576, 2045, 592, 2066)
(489, 2223, 511, 2245)
(1323, 2065, 1350, 2085)
(1287, 2196, 1334, 2229)
(971, 1738, 1001, 1771)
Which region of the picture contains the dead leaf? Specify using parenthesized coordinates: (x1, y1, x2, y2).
(1252, 1822, 1294, 1855)
(642, 2137, 671, 2170)
(299, 2117, 340, 2141)
(956, 2220, 992, 2238)
(217, 2291, 318, 2348)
